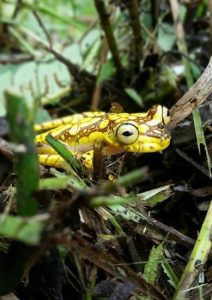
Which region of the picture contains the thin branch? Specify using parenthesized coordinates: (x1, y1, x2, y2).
(176, 149, 211, 178)
(151, 0, 160, 28)
(94, 0, 124, 83)
(0, 54, 32, 64)
(32, 10, 52, 48)
(29, 12, 95, 84)
(91, 37, 109, 110)
(126, 0, 143, 70)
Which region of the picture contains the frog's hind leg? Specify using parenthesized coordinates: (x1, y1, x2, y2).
(36, 143, 57, 155)
(38, 150, 94, 170)
(36, 143, 66, 168)
(38, 154, 65, 168)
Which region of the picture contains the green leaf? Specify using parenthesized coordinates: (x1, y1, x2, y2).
(89, 195, 134, 207)
(190, 63, 201, 79)
(173, 200, 212, 299)
(0, 58, 71, 117)
(108, 204, 142, 223)
(39, 174, 87, 191)
(97, 60, 116, 85)
(116, 167, 149, 187)
(140, 244, 164, 300)
(46, 134, 85, 173)
(5, 90, 39, 216)
(125, 88, 144, 108)
(143, 243, 164, 284)
(192, 108, 211, 177)
(0, 214, 44, 245)
(137, 185, 173, 207)
(161, 257, 179, 288)
(158, 23, 176, 52)
(35, 107, 51, 124)
(39, 176, 71, 190)
(45, 134, 87, 189)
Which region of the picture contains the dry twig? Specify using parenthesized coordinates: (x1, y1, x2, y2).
(169, 57, 212, 128)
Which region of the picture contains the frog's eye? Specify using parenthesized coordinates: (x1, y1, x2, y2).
(116, 123, 139, 145)
(161, 106, 170, 125)
(148, 105, 170, 125)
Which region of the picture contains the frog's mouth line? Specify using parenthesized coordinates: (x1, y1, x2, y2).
(140, 140, 171, 152)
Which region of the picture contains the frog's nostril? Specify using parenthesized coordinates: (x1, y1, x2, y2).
(158, 124, 165, 129)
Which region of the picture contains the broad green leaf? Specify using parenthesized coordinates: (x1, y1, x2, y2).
(192, 108, 212, 177)
(143, 243, 164, 284)
(97, 60, 116, 85)
(140, 244, 164, 300)
(158, 23, 176, 52)
(35, 107, 51, 124)
(161, 257, 179, 288)
(137, 185, 173, 207)
(125, 88, 144, 108)
(0, 214, 44, 245)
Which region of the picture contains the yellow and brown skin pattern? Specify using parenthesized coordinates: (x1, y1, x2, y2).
(34, 105, 171, 170)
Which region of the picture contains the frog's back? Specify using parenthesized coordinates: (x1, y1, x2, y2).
(35, 111, 108, 144)
(34, 111, 106, 131)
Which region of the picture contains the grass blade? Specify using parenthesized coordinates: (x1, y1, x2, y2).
(5, 90, 39, 216)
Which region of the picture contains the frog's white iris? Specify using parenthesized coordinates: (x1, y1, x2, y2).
(116, 123, 139, 145)
(161, 106, 170, 125)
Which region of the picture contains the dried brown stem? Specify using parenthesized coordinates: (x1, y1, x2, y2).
(91, 37, 109, 110)
(126, 0, 143, 70)
(176, 149, 211, 178)
(0, 54, 32, 64)
(169, 0, 185, 43)
(169, 57, 212, 128)
(94, 0, 124, 82)
(151, 0, 160, 28)
(208, 0, 212, 53)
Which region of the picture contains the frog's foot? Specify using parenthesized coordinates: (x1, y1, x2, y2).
(75, 151, 93, 170)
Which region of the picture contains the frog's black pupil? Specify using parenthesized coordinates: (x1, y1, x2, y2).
(122, 131, 133, 137)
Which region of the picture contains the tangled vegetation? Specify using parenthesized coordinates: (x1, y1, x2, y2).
(0, 1, 211, 299)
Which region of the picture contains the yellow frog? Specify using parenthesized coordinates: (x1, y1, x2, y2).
(34, 105, 171, 170)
